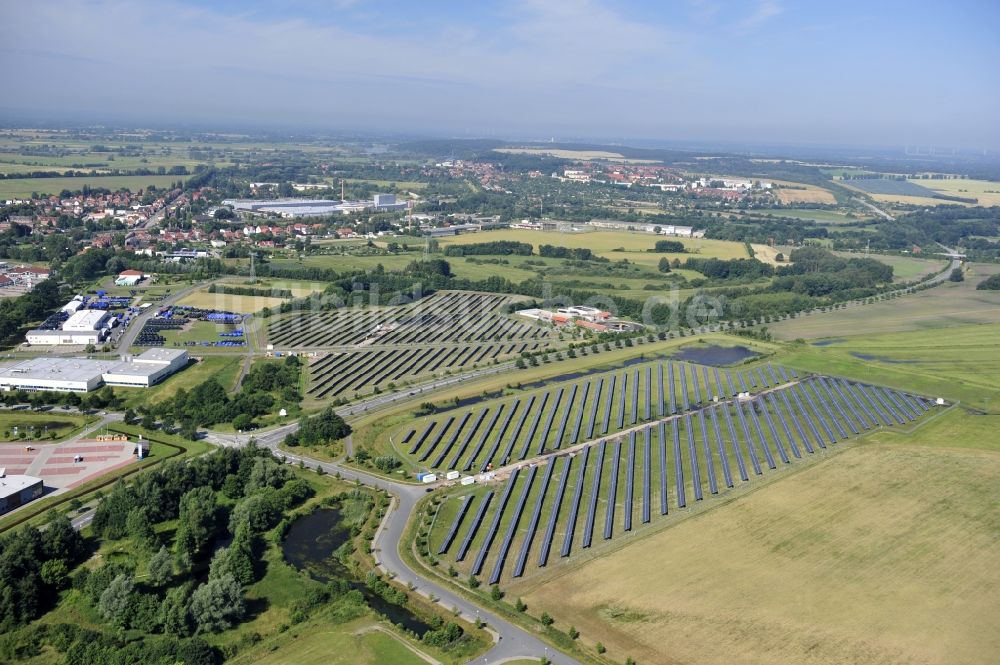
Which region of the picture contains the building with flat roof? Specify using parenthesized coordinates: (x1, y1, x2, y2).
(0, 349, 189, 392)
(63, 310, 109, 331)
(0, 473, 44, 515)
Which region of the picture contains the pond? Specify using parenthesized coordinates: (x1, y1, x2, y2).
(672, 344, 758, 366)
(282, 508, 434, 635)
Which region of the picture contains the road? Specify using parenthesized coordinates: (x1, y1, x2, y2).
(211, 430, 580, 665)
(114, 281, 204, 351)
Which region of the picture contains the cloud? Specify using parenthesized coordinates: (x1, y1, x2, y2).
(734, 0, 783, 33)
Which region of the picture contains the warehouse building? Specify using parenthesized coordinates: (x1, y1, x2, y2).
(0, 349, 189, 392)
(25, 308, 110, 346)
(102, 348, 189, 388)
(0, 472, 44, 515)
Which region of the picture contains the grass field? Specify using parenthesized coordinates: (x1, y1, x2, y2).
(906, 178, 1000, 206)
(234, 621, 429, 665)
(778, 323, 1000, 412)
(831, 251, 946, 282)
(0, 411, 97, 441)
(0, 175, 185, 198)
(768, 263, 1000, 340)
(438, 229, 750, 262)
(493, 147, 660, 163)
(176, 290, 286, 313)
(514, 443, 1000, 665)
(118, 355, 242, 408)
(773, 182, 837, 205)
(754, 208, 867, 224)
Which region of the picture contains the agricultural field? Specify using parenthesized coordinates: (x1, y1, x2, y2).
(832, 251, 946, 282)
(422, 360, 937, 586)
(772, 182, 837, 204)
(0, 175, 184, 199)
(437, 229, 749, 262)
(840, 178, 939, 197)
(752, 208, 867, 224)
(780, 323, 1000, 410)
(768, 262, 1000, 340)
(493, 147, 660, 163)
(514, 442, 999, 665)
(906, 177, 1000, 206)
(176, 290, 287, 313)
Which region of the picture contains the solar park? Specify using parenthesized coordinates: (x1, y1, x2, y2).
(265, 291, 558, 399)
(420, 360, 937, 584)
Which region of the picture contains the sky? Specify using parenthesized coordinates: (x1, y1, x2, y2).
(2, 0, 999, 149)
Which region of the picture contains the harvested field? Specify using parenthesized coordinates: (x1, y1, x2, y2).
(514, 443, 1000, 665)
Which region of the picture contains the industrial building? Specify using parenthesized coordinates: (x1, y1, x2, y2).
(26, 307, 112, 346)
(0, 472, 44, 515)
(222, 194, 409, 218)
(0, 349, 189, 393)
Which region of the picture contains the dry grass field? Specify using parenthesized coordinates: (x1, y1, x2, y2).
(767, 263, 1000, 340)
(515, 443, 1000, 665)
(493, 147, 660, 163)
(177, 290, 287, 313)
(906, 178, 1000, 206)
(775, 186, 837, 204)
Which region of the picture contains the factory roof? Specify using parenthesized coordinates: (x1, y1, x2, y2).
(0, 474, 43, 501)
(64, 310, 108, 331)
(0, 357, 120, 384)
(134, 348, 188, 364)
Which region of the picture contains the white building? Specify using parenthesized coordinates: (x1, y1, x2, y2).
(0, 349, 189, 393)
(0, 473, 45, 515)
(63, 310, 109, 332)
(25, 329, 102, 346)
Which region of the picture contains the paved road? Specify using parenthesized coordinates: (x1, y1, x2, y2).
(114, 281, 204, 351)
(220, 434, 580, 665)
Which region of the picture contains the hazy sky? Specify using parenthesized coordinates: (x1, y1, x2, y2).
(3, 0, 999, 148)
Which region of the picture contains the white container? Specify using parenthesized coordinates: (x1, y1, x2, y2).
(460, 476, 475, 486)
(445, 471, 460, 480)
(420, 473, 437, 484)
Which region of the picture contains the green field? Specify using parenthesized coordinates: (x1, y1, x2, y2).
(118, 355, 242, 408)
(768, 263, 1000, 340)
(779, 323, 1000, 412)
(437, 229, 750, 261)
(831, 251, 946, 281)
(0, 175, 186, 198)
(753, 208, 867, 224)
(0, 411, 98, 441)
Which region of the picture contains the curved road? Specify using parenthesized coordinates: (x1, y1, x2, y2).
(211, 431, 580, 665)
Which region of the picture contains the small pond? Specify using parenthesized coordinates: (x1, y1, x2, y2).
(672, 344, 758, 366)
(850, 352, 916, 364)
(282, 508, 433, 635)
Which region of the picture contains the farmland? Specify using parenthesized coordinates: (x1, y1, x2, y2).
(0, 175, 184, 198)
(419, 357, 938, 586)
(513, 443, 1000, 665)
(768, 262, 1000, 339)
(906, 177, 1000, 206)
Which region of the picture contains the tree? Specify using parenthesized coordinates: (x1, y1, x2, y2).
(490, 585, 503, 601)
(232, 413, 254, 431)
(568, 625, 579, 639)
(98, 574, 134, 626)
(39, 559, 69, 589)
(159, 585, 193, 637)
(175, 486, 217, 560)
(596, 642, 606, 654)
(515, 597, 527, 612)
(126, 506, 157, 547)
(190, 574, 245, 633)
(775, 252, 785, 262)
(148, 546, 173, 587)
(949, 267, 964, 282)
(658, 256, 671, 273)
(540, 611, 554, 625)
(468, 574, 480, 589)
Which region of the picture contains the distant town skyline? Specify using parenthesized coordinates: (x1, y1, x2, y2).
(2, 0, 999, 149)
